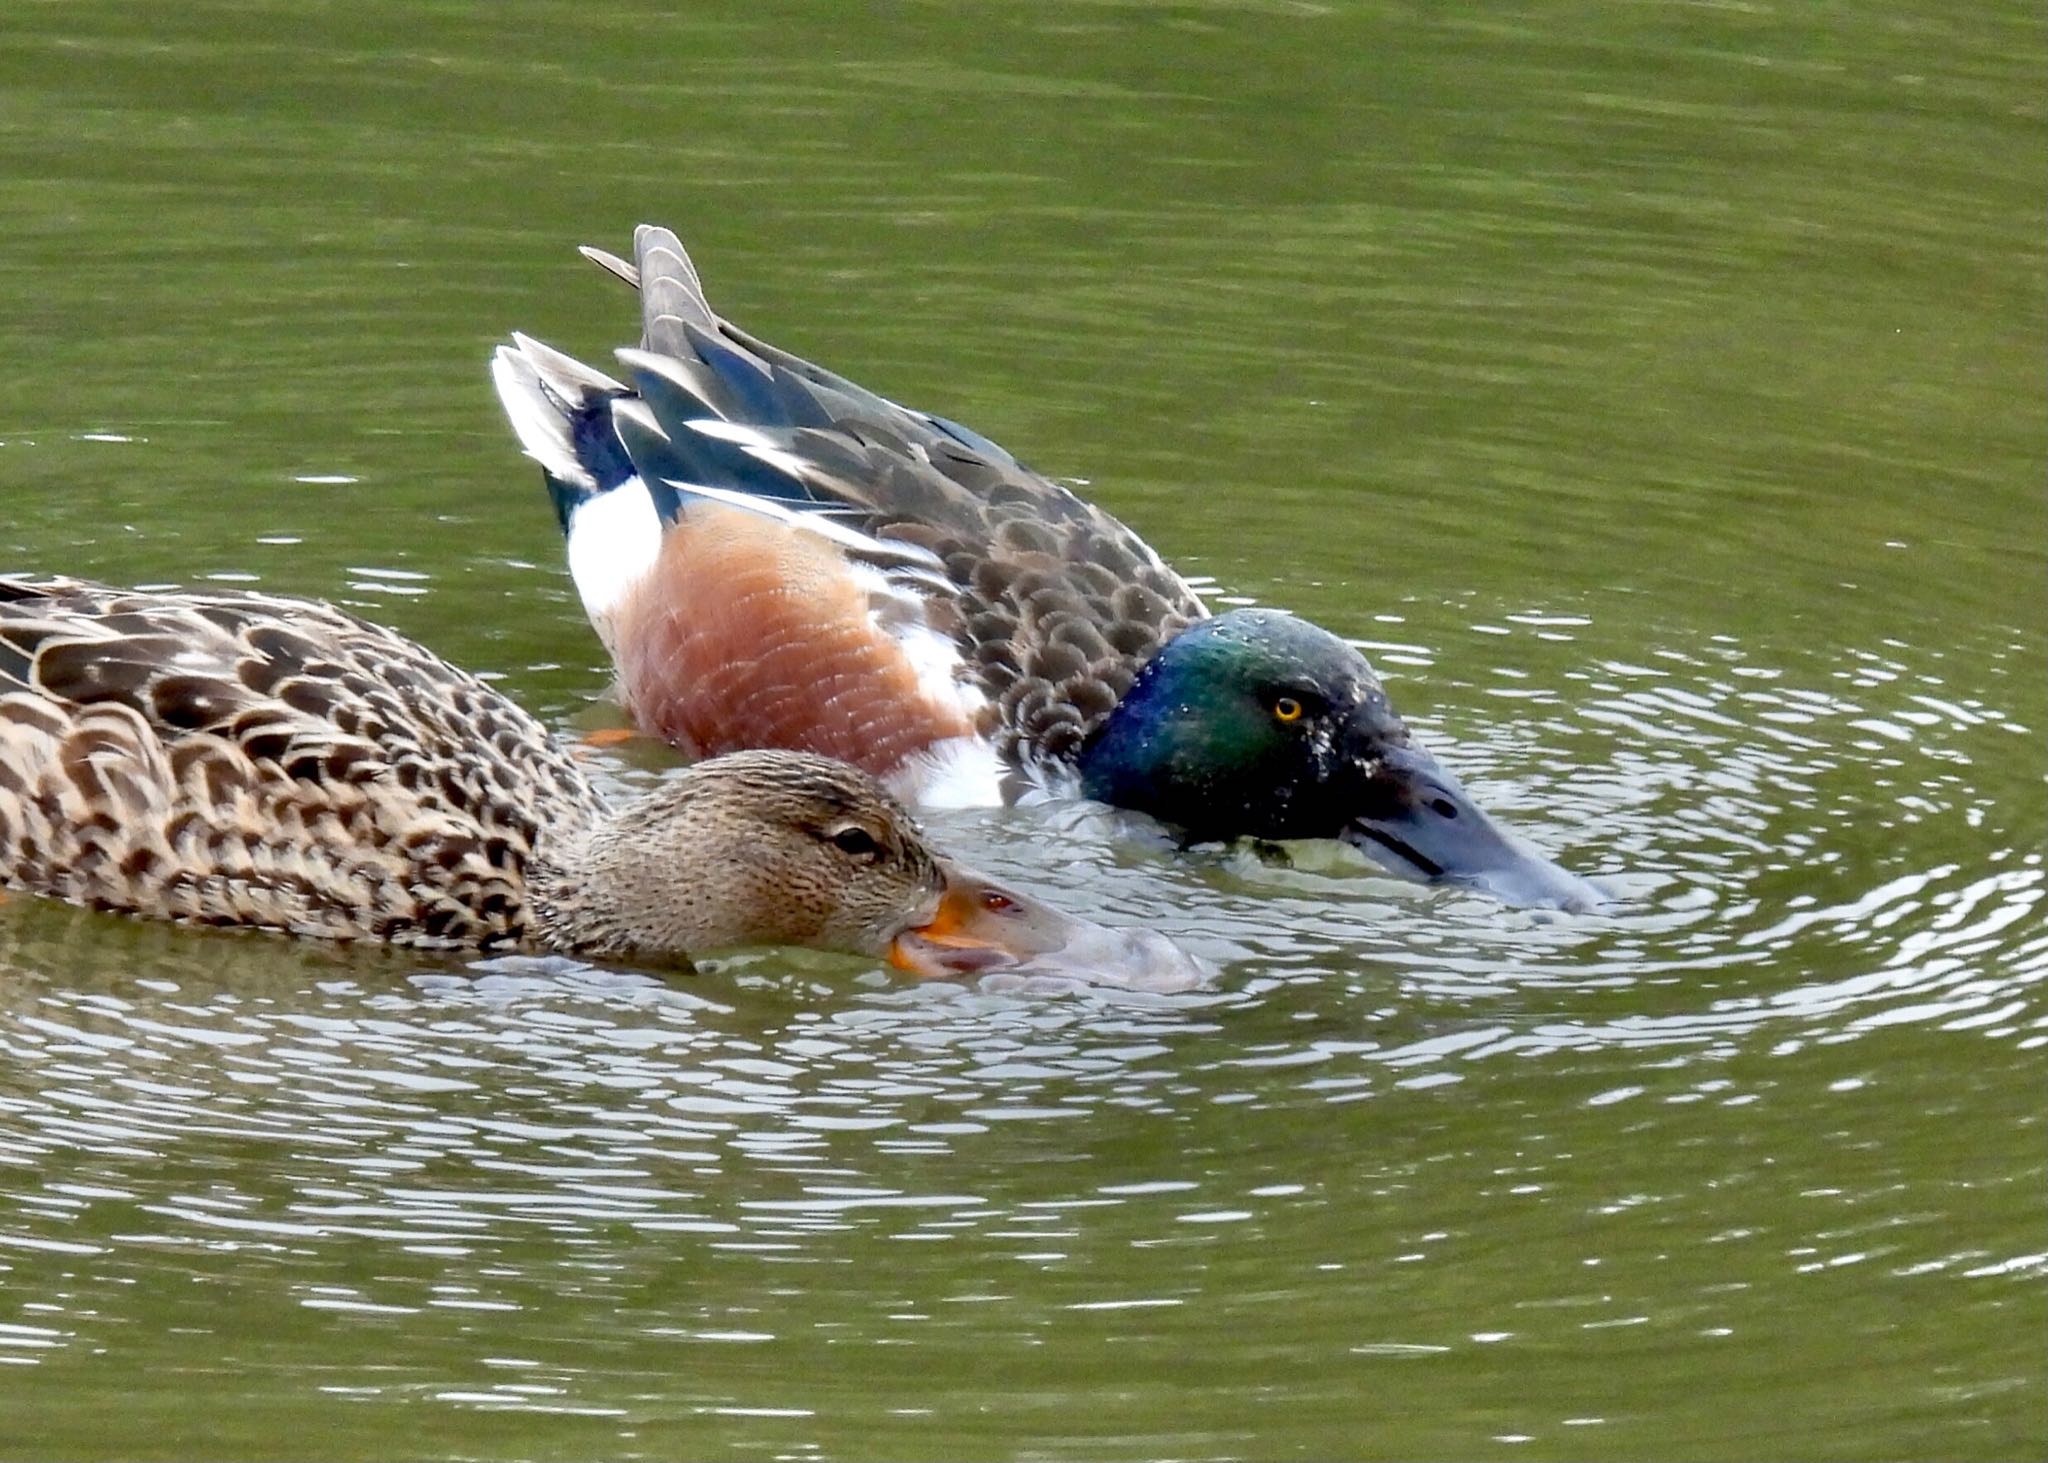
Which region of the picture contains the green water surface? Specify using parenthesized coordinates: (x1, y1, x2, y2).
(0, 1, 2042, 1459)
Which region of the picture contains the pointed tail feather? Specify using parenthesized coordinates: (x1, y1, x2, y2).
(490, 335, 641, 532)
(579, 243, 640, 290)
(636, 225, 719, 359)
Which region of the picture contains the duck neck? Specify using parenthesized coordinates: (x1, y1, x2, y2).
(524, 794, 752, 962)
(1077, 654, 1264, 831)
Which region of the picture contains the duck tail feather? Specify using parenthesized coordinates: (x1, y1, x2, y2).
(491, 345, 594, 489)
(605, 401, 688, 522)
(635, 225, 719, 358)
(579, 243, 640, 290)
(717, 321, 908, 425)
(665, 318, 790, 423)
(616, 346, 740, 431)
(493, 337, 644, 534)
(509, 331, 628, 400)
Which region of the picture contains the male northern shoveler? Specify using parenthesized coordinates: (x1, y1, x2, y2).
(0, 577, 1199, 985)
(493, 226, 1601, 911)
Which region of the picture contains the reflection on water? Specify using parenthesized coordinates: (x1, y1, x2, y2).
(2, 598, 2040, 1453)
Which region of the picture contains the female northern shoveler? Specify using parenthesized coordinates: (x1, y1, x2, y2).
(0, 577, 1198, 985)
(493, 226, 1600, 911)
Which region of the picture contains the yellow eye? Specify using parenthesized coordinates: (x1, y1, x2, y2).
(1273, 696, 1304, 723)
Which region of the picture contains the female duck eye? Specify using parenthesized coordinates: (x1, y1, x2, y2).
(981, 892, 1014, 913)
(1272, 696, 1304, 723)
(829, 826, 881, 859)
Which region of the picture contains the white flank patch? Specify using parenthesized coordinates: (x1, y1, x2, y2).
(886, 735, 1005, 809)
(885, 616, 987, 723)
(839, 558, 987, 748)
(1010, 757, 1084, 804)
(564, 479, 663, 649)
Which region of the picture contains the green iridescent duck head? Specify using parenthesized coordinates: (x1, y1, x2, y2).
(1075, 609, 1600, 910)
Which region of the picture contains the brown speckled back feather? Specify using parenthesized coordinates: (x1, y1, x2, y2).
(709, 387, 1207, 771)
(0, 577, 605, 947)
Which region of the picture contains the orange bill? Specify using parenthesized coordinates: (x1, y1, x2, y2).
(887, 866, 1207, 992)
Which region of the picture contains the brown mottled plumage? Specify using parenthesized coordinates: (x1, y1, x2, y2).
(0, 577, 1118, 971)
(0, 576, 585, 947)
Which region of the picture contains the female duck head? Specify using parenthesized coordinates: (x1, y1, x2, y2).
(1076, 609, 1602, 911)
(530, 750, 1208, 984)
